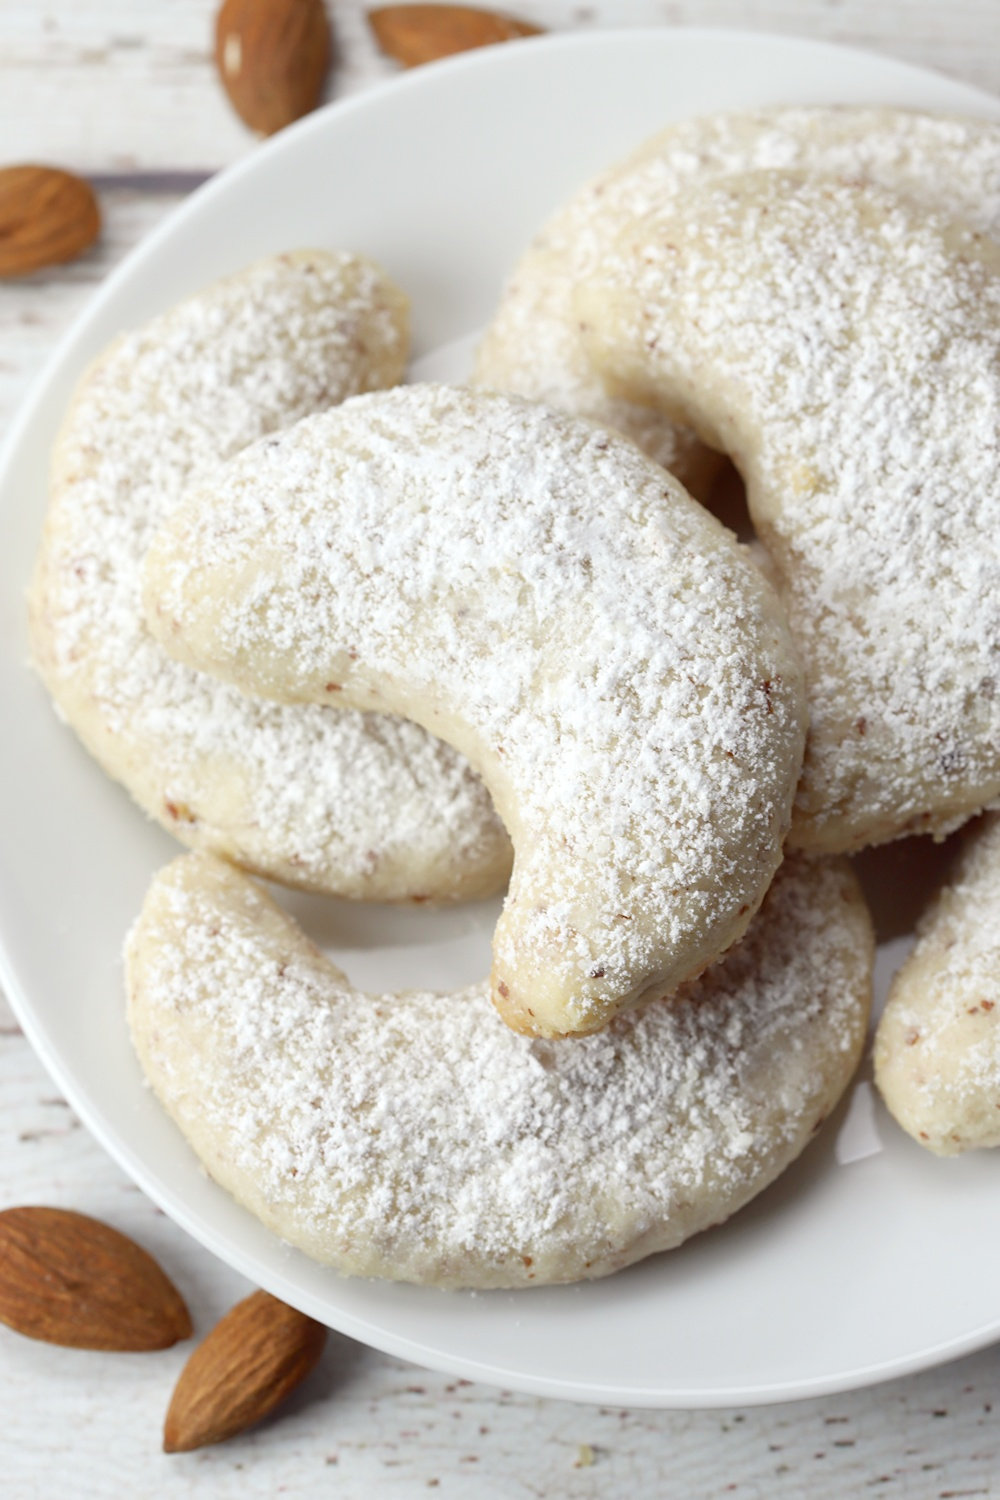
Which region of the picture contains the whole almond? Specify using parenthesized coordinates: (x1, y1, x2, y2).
(215, 0, 331, 135)
(0, 166, 100, 278)
(369, 4, 542, 67)
(164, 1289, 327, 1452)
(0, 1205, 191, 1350)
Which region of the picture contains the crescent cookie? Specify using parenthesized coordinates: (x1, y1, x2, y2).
(126, 850, 872, 1289)
(29, 252, 511, 902)
(875, 815, 1000, 1155)
(575, 171, 1000, 855)
(142, 384, 806, 1037)
(474, 107, 1000, 494)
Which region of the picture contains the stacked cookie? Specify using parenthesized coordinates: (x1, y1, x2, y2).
(29, 105, 1000, 1289)
(476, 104, 1000, 1162)
(29, 251, 510, 903)
(476, 106, 1000, 853)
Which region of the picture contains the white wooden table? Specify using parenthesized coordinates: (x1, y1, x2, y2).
(4, 2, 1000, 1493)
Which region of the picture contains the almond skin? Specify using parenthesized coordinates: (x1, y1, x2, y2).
(163, 1290, 327, 1453)
(0, 166, 100, 278)
(214, 0, 331, 135)
(0, 1206, 192, 1350)
(369, 4, 542, 67)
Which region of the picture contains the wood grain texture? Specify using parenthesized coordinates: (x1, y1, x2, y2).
(4, 1, 1000, 171)
(4, 1, 1000, 1493)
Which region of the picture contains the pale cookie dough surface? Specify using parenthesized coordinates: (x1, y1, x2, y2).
(875, 815, 1000, 1155)
(144, 384, 806, 1037)
(576, 171, 1000, 855)
(29, 253, 511, 902)
(474, 107, 1000, 496)
(126, 850, 872, 1290)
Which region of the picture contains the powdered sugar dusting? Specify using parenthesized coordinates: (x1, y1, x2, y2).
(145, 385, 806, 1034)
(29, 252, 510, 900)
(875, 813, 1000, 1153)
(475, 107, 1000, 488)
(577, 171, 1000, 854)
(126, 850, 871, 1288)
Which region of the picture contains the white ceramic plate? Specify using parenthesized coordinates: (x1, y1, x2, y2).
(3, 28, 1000, 1408)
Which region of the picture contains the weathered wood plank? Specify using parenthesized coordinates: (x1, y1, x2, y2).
(0, 191, 182, 433)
